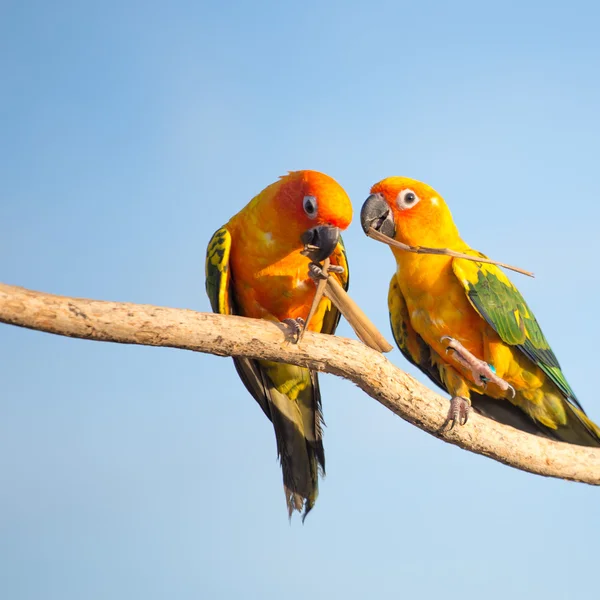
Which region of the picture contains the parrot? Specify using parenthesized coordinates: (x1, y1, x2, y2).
(360, 176, 600, 446)
(205, 170, 353, 517)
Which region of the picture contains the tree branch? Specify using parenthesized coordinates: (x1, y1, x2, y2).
(1, 282, 599, 485)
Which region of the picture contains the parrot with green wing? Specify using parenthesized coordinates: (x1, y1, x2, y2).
(360, 176, 600, 446)
(205, 170, 352, 518)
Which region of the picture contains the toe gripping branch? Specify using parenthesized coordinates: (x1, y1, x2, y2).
(443, 396, 472, 430)
(282, 317, 306, 344)
(439, 335, 517, 431)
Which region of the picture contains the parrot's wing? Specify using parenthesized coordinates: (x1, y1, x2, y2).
(205, 226, 233, 315)
(389, 272, 558, 437)
(205, 226, 323, 517)
(320, 235, 350, 335)
(388, 274, 445, 390)
(205, 226, 272, 418)
(451, 253, 583, 412)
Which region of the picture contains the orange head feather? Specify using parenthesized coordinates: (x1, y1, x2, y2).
(274, 170, 353, 233)
(235, 170, 353, 256)
(367, 177, 461, 248)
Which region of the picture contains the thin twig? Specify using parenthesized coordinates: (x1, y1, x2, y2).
(297, 258, 330, 343)
(367, 227, 535, 278)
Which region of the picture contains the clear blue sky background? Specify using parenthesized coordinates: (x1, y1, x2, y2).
(1, 1, 599, 598)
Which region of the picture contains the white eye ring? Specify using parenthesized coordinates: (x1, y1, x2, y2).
(303, 195, 318, 219)
(396, 189, 420, 210)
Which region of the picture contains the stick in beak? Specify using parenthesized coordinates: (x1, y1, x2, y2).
(360, 193, 395, 238)
(367, 227, 534, 278)
(300, 226, 341, 263)
(361, 193, 533, 277)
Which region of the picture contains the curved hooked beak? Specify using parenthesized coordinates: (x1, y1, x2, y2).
(300, 225, 340, 263)
(360, 193, 396, 239)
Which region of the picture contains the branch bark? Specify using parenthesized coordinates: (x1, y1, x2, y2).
(1, 282, 599, 485)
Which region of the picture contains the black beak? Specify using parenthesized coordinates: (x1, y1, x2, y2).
(360, 193, 396, 239)
(300, 225, 340, 263)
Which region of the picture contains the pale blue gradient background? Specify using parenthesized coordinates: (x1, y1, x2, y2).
(1, 1, 599, 598)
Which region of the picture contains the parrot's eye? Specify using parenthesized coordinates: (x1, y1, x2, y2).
(303, 195, 318, 219)
(397, 189, 420, 210)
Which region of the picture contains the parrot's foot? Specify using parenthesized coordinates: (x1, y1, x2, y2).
(441, 336, 516, 398)
(308, 262, 344, 284)
(282, 317, 305, 344)
(442, 396, 472, 430)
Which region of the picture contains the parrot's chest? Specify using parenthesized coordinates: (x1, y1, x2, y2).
(232, 249, 321, 324)
(398, 269, 483, 356)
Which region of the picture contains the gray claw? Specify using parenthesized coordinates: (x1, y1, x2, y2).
(307, 262, 344, 283)
(327, 265, 345, 274)
(441, 336, 454, 355)
(282, 317, 305, 344)
(442, 396, 472, 431)
(308, 263, 328, 282)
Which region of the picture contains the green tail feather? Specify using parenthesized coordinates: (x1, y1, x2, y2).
(472, 392, 600, 447)
(233, 357, 325, 518)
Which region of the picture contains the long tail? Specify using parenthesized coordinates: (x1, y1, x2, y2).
(552, 403, 600, 447)
(471, 392, 600, 447)
(233, 357, 325, 518)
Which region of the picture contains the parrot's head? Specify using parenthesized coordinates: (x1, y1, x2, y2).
(360, 177, 460, 248)
(273, 170, 353, 262)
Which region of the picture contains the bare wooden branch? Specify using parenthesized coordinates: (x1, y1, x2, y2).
(1, 282, 599, 485)
(367, 227, 535, 278)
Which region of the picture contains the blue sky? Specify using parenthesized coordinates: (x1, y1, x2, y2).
(2, 1, 599, 598)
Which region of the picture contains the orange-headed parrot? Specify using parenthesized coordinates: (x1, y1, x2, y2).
(360, 176, 600, 446)
(205, 170, 352, 517)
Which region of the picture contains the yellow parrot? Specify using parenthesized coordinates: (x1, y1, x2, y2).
(360, 176, 600, 446)
(206, 170, 352, 517)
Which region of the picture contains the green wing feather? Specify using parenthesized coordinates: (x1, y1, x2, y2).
(451, 253, 582, 411)
(206, 227, 273, 415)
(205, 226, 233, 316)
(205, 226, 329, 517)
